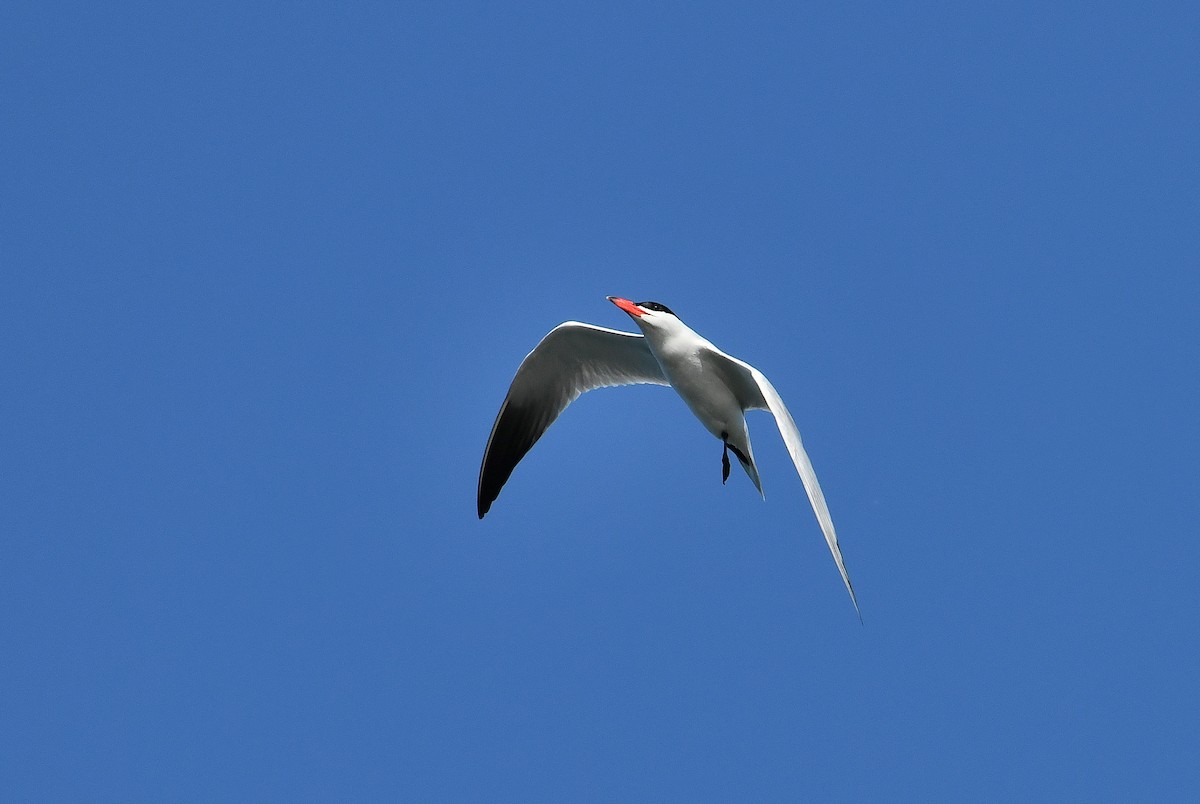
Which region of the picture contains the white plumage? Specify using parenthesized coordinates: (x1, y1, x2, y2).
(478, 296, 859, 616)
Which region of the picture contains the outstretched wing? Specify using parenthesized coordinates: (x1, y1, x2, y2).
(711, 349, 860, 617)
(478, 322, 669, 517)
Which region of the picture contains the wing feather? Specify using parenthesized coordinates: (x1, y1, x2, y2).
(477, 322, 668, 517)
(712, 351, 861, 617)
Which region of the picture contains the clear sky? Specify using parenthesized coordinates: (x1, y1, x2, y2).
(3, 2, 1198, 801)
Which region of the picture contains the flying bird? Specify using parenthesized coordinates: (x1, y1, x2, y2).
(477, 296, 859, 615)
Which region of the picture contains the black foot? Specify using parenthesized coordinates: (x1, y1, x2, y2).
(722, 442, 731, 484)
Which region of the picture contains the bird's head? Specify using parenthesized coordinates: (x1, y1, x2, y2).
(607, 296, 682, 333)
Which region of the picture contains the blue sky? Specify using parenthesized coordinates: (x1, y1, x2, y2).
(3, 2, 1198, 800)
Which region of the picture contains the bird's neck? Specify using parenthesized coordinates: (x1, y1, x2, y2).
(642, 320, 710, 360)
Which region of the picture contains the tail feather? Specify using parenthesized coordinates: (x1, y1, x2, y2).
(738, 452, 764, 499)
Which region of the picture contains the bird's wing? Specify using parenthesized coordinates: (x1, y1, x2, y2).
(710, 349, 860, 616)
(478, 322, 668, 518)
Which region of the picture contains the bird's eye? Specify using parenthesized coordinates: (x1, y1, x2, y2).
(637, 301, 675, 315)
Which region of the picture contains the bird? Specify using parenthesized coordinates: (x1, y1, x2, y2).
(477, 296, 859, 615)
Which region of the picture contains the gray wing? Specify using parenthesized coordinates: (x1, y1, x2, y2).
(478, 322, 669, 518)
(712, 349, 861, 617)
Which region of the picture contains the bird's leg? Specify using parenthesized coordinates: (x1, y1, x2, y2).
(721, 432, 731, 485)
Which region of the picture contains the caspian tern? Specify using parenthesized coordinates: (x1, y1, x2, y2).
(477, 296, 859, 615)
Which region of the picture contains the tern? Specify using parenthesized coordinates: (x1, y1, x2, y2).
(477, 296, 859, 615)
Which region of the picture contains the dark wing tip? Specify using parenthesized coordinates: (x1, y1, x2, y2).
(476, 399, 545, 520)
